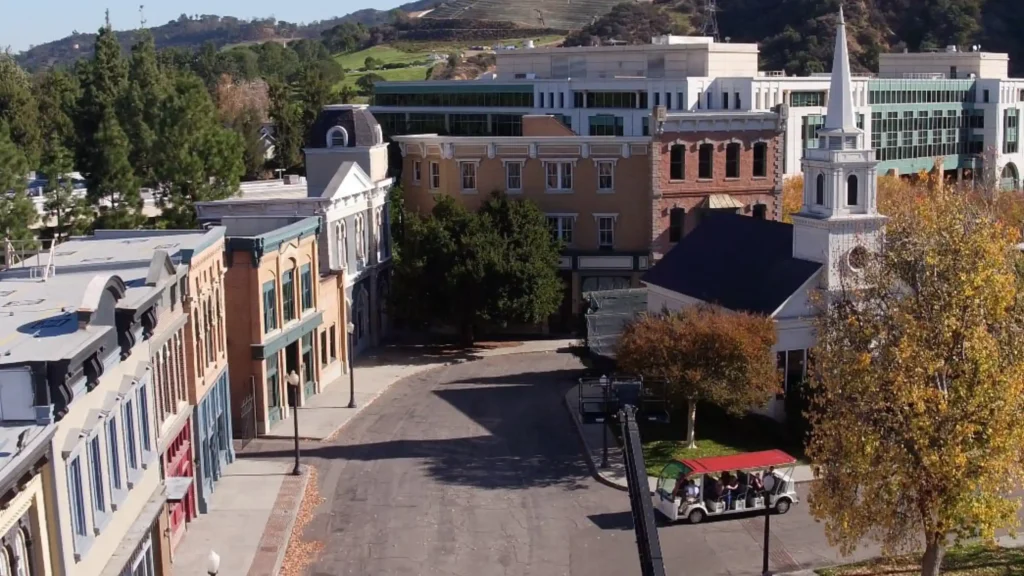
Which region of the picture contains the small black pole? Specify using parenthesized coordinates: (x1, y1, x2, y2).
(600, 376, 610, 468)
(290, 379, 301, 476)
(347, 330, 357, 409)
(762, 476, 772, 575)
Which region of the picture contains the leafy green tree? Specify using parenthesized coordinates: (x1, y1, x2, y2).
(40, 141, 92, 239)
(364, 56, 379, 71)
(476, 192, 564, 328)
(393, 192, 562, 343)
(267, 80, 303, 173)
(77, 21, 128, 185)
(230, 106, 269, 180)
(89, 109, 144, 230)
(120, 30, 169, 187)
(153, 74, 244, 228)
(298, 65, 334, 145)
(0, 55, 41, 168)
(339, 85, 358, 104)
(355, 73, 385, 97)
(0, 123, 38, 242)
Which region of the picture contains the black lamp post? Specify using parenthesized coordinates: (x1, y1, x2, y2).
(346, 322, 357, 409)
(762, 470, 778, 575)
(600, 375, 610, 469)
(287, 371, 301, 476)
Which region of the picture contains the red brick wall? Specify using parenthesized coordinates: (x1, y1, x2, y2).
(651, 129, 784, 257)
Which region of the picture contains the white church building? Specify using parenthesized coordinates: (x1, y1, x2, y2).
(641, 9, 886, 421)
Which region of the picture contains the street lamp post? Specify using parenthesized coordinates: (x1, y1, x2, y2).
(762, 471, 778, 576)
(346, 322, 357, 409)
(287, 371, 301, 476)
(207, 550, 221, 576)
(599, 375, 610, 469)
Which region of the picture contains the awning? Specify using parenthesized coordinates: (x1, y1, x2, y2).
(699, 194, 745, 210)
(165, 477, 194, 502)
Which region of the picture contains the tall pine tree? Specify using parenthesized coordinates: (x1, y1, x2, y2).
(90, 108, 144, 230)
(0, 123, 39, 243)
(0, 55, 41, 168)
(35, 68, 81, 155)
(40, 141, 92, 240)
(267, 80, 303, 173)
(153, 74, 244, 229)
(77, 15, 128, 186)
(120, 30, 168, 187)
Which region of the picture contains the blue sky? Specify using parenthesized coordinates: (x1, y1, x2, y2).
(4, 0, 404, 53)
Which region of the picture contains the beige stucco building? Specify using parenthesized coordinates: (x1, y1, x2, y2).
(395, 115, 652, 330)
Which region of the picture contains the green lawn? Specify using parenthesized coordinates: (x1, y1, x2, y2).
(624, 403, 807, 476)
(336, 45, 429, 71)
(340, 66, 430, 92)
(818, 545, 1024, 576)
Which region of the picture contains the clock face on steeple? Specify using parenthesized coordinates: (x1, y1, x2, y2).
(846, 245, 869, 271)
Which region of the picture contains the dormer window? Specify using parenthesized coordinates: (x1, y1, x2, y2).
(326, 126, 349, 148)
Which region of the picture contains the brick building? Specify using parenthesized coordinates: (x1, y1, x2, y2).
(650, 106, 788, 260)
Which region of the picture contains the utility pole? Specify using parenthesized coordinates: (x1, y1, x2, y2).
(699, 0, 721, 42)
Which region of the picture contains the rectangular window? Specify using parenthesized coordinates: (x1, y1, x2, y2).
(654, 92, 660, 107)
(668, 208, 685, 243)
(722, 92, 729, 109)
(88, 435, 105, 514)
(300, 264, 313, 311)
(666, 93, 672, 109)
(790, 91, 827, 107)
(597, 217, 615, 249)
(546, 216, 574, 245)
(412, 161, 421, 184)
(984, 89, 990, 103)
(320, 331, 329, 367)
(329, 326, 337, 361)
(262, 280, 277, 333)
(753, 142, 768, 177)
(669, 145, 685, 180)
(459, 161, 477, 191)
(106, 418, 121, 492)
(124, 402, 138, 472)
(282, 270, 295, 323)
(588, 114, 624, 136)
(597, 161, 614, 191)
(735, 92, 741, 109)
(429, 162, 440, 190)
(545, 162, 573, 191)
(138, 386, 151, 454)
(725, 142, 740, 178)
(698, 143, 714, 179)
(506, 161, 523, 192)
(68, 456, 87, 537)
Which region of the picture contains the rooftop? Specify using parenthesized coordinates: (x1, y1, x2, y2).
(0, 421, 55, 491)
(642, 212, 821, 316)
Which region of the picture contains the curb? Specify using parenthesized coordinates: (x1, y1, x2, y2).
(563, 393, 629, 492)
(246, 468, 310, 576)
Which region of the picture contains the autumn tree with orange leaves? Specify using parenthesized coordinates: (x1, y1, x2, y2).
(616, 305, 779, 449)
(807, 183, 1024, 576)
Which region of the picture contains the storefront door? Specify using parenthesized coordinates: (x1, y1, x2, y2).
(302, 333, 316, 399)
(267, 353, 282, 424)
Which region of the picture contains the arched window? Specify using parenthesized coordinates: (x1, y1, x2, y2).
(13, 529, 28, 576)
(815, 173, 825, 205)
(847, 174, 859, 205)
(326, 126, 349, 148)
(0, 548, 11, 576)
(336, 222, 347, 268)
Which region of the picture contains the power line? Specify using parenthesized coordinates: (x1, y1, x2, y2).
(699, 0, 720, 42)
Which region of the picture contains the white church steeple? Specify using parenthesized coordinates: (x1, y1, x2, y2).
(791, 6, 886, 290)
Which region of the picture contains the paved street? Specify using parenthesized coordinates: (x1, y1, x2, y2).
(247, 352, 882, 576)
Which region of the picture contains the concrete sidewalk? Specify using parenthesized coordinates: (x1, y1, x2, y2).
(171, 459, 309, 576)
(564, 386, 816, 493)
(266, 338, 576, 441)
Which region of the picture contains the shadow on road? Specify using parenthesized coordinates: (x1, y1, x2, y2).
(252, 366, 598, 492)
(588, 511, 636, 531)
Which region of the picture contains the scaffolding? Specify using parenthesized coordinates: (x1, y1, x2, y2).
(583, 288, 647, 361)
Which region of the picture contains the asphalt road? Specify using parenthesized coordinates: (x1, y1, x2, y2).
(251, 352, 883, 576)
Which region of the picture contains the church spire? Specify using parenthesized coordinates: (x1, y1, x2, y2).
(823, 7, 858, 132)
